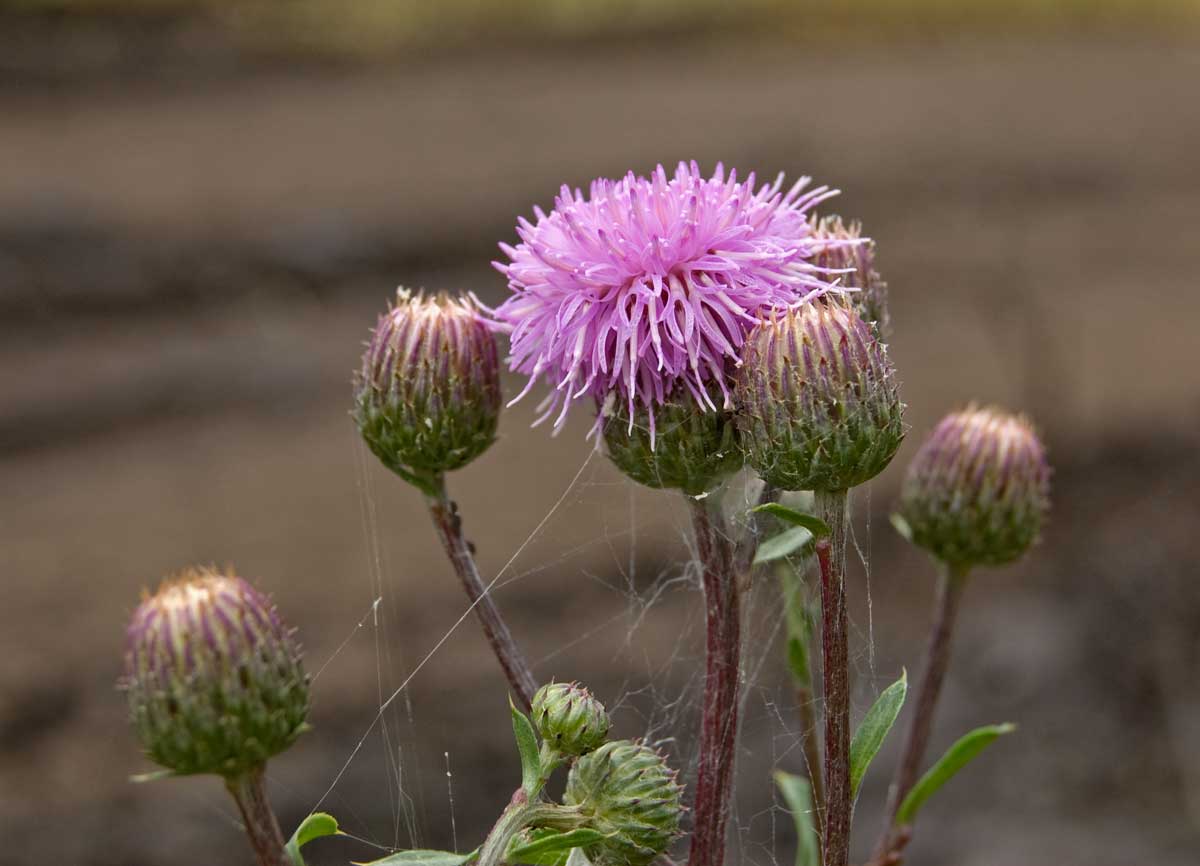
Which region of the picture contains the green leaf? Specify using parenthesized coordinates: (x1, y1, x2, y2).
(286, 812, 342, 866)
(752, 503, 831, 539)
(508, 829, 608, 865)
(849, 671, 908, 798)
(786, 636, 810, 684)
(354, 850, 477, 866)
(890, 513, 913, 542)
(895, 723, 1017, 825)
(754, 526, 815, 564)
(774, 771, 820, 866)
(511, 698, 542, 794)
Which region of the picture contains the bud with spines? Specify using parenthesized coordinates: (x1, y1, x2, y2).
(531, 681, 610, 757)
(734, 300, 904, 493)
(896, 406, 1050, 568)
(354, 289, 501, 493)
(601, 382, 741, 496)
(810, 215, 890, 339)
(564, 739, 683, 866)
(122, 567, 310, 779)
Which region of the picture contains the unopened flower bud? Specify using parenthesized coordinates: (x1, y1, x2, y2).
(896, 406, 1050, 568)
(564, 740, 683, 866)
(810, 215, 890, 339)
(122, 567, 310, 778)
(735, 301, 904, 492)
(601, 383, 741, 495)
(531, 681, 610, 757)
(354, 289, 501, 488)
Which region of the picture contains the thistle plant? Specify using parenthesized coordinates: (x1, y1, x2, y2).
(122, 160, 1054, 866)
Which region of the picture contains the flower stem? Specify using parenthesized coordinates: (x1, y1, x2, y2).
(872, 562, 969, 863)
(687, 496, 742, 866)
(477, 789, 534, 866)
(225, 767, 289, 866)
(815, 489, 850, 866)
(427, 475, 538, 710)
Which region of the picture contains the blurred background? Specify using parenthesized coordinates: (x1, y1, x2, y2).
(3, 2, 1199, 864)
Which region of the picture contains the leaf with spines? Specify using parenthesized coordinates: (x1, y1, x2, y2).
(355, 850, 478, 866)
(896, 723, 1016, 824)
(754, 526, 815, 565)
(511, 698, 543, 795)
(774, 771, 820, 866)
(286, 812, 342, 866)
(849, 672, 907, 798)
(752, 503, 831, 539)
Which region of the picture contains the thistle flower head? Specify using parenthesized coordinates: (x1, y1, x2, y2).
(493, 161, 850, 432)
(564, 739, 683, 866)
(354, 289, 501, 489)
(122, 567, 310, 778)
(531, 681, 610, 757)
(735, 300, 904, 492)
(897, 406, 1050, 568)
(810, 215, 890, 339)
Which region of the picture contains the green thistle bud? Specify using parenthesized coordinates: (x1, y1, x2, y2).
(896, 406, 1051, 568)
(564, 740, 683, 866)
(531, 681, 610, 757)
(354, 289, 501, 490)
(601, 383, 741, 496)
(810, 215, 890, 339)
(734, 300, 904, 492)
(122, 567, 310, 778)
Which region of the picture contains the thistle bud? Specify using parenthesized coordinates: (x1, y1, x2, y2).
(810, 215, 890, 339)
(734, 301, 904, 492)
(564, 740, 683, 866)
(897, 407, 1050, 568)
(601, 383, 741, 496)
(122, 567, 310, 778)
(531, 681, 610, 757)
(354, 289, 501, 488)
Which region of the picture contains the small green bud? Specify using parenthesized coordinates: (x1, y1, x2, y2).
(897, 406, 1051, 568)
(531, 681, 610, 757)
(564, 740, 683, 866)
(601, 383, 741, 495)
(122, 567, 310, 778)
(354, 289, 501, 488)
(734, 300, 904, 492)
(809, 215, 890, 339)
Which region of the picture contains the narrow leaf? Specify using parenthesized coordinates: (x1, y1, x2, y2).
(849, 671, 908, 798)
(787, 637, 811, 684)
(508, 829, 608, 865)
(752, 503, 831, 539)
(354, 850, 477, 866)
(896, 723, 1017, 824)
(286, 812, 342, 866)
(754, 526, 815, 564)
(511, 698, 542, 794)
(774, 771, 820, 866)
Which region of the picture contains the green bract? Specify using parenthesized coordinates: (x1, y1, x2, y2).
(122, 567, 310, 778)
(531, 682, 610, 757)
(564, 740, 682, 866)
(735, 300, 905, 493)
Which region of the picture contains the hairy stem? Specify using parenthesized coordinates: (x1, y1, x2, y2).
(687, 497, 742, 866)
(225, 767, 289, 866)
(427, 475, 538, 709)
(478, 789, 534, 866)
(872, 562, 969, 863)
(816, 489, 850, 866)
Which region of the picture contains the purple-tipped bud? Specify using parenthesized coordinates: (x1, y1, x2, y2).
(354, 289, 501, 488)
(601, 382, 742, 496)
(734, 300, 904, 492)
(896, 407, 1051, 568)
(565, 740, 683, 866)
(531, 681, 610, 757)
(122, 567, 310, 778)
(810, 215, 890, 339)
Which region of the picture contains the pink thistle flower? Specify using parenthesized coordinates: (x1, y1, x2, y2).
(492, 161, 853, 435)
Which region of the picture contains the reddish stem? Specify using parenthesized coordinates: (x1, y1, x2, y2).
(226, 767, 289, 866)
(428, 477, 538, 710)
(816, 489, 850, 866)
(687, 498, 742, 866)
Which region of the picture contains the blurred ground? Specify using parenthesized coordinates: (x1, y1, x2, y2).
(2, 9, 1200, 866)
